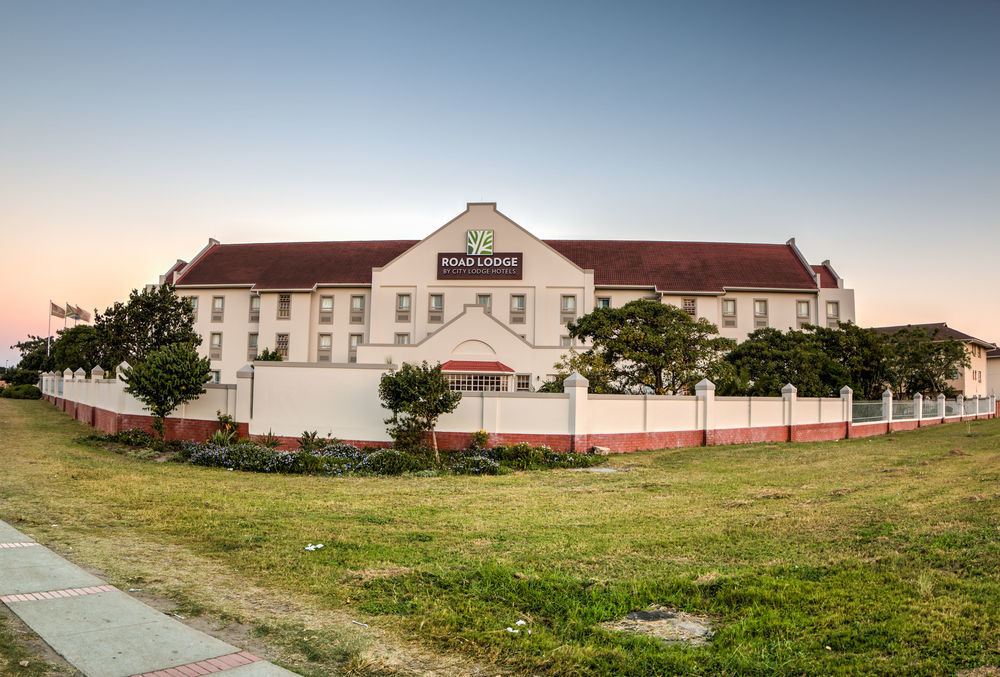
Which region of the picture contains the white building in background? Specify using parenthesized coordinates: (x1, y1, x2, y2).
(162, 202, 856, 387)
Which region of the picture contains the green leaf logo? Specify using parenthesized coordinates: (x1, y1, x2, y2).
(467, 230, 494, 255)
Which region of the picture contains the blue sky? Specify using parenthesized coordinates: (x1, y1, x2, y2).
(2, 0, 999, 366)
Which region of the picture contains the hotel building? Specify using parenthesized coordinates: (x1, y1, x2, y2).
(164, 202, 855, 388)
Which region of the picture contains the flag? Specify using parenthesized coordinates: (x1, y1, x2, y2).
(65, 303, 80, 320)
(49, 301, 66, 319)
(73, 305, 91, 322)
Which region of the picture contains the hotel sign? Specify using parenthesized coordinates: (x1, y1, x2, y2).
(437, 230, 523, 279)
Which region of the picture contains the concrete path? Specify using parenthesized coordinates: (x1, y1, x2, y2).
(0, 520, 298, 677)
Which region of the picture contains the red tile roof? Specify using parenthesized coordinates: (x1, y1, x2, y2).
(175, 240, 419, 290)
(441, 360, 515, 373)
(546, 240, 818, 291)
(871, 323, 997, 349)
(811, 264, 838, 288)
(175, 238, 822, 292)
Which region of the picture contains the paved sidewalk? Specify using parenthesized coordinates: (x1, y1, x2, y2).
(0, 520, 298, 677)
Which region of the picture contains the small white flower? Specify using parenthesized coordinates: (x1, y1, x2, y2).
(515, 620, 526, 626)
(505, 627, 518, 633)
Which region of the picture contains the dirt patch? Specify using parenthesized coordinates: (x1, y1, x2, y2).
(723, 499, 753, 508)
(949, 448, 970, 456)
(958, 668, 1000, 677)
(693, 572, 722, 586)
(829, 488, 854, 496)
(753, 489, 791, 499)
(350, 566, 414, 583)
(599, 605, 715, 646)
(0, 604, 81, 675)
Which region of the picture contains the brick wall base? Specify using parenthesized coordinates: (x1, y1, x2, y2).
(41, 396, 993, 453)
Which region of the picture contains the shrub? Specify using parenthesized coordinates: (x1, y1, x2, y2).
(447, 454, 501, 475)
(254, 348, 283, 361)
(0, 384, 42, 399)
(207, 429, 235, 446)
(259, 430, 281, 449)
(298, 430, 321, 453)
(188, 440, 299, 473)
(469, 429, 490, 449)
(214, 410, 238, 445)
(358, 448, 433, 476)
(108, 428, 157, 447)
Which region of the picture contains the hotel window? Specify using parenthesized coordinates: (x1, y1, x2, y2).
(211, 296, 224, 322)
(319, 296, 334, 324)
(209, 332, 222, 360)
(348, 333, 362, 363)
(428, 294, 444, 323)
(186, 296, 199, 321)
(446, 373, 509, 392)
(247, 333, 258, 361)
(249, 295, 260, 322)
(395, 333, 410, 345)
(396, 294, 411, 322)
(796, 300, 810, 328)
(560, 335, 573, 348)
(516, 374, 531, 391)
(560, 295, 577, 324)
(317, 333, 332, 362)
(682, 298, 697, 317)
(277, 294, 291, 319)
(826, 301, 840, 328)
(510, 294, 526, 324)
(211, 370, 221, 384)
(476, 294, 492, 313)
(721, 298, 737, 327)
(596, 297, 611, 309)
(350, 296, 365, 324)
(275, 333, 289, 359)
(753, 299, 768, 328)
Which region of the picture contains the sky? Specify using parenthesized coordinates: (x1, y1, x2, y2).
(1, 0, 998, 367)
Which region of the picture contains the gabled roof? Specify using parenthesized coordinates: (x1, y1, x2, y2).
(872, 323, 997, 350)
(441, 360, 515, 373)
(175, 240, 418, 290)
(811, 264, 838, 288)
(174, 238, 823, 293)
(987, 348, 1000, 359)
(545, 240, 818, 291)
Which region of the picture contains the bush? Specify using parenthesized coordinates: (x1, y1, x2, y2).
(447, 454, 501, 475)
(469, 429, 490, 449)
(108, 428, 157, 447)
(188, 440, 299, 473)
(259, 430, 281, 449)
(358, 448, 433, 475)
(0, 384, 42, 399)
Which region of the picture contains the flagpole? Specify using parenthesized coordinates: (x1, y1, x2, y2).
(47, 301, 52, 356)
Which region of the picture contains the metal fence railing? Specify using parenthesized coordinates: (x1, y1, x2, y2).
(945, 399, 961, 417)
(852, 400, 885, 423)
(964, 398, 977, 416)
(921, 398, 939, 418)
(892, 400, 916, 420)
(980, 398, 992, 414)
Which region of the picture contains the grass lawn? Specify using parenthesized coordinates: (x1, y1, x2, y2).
(1, 398, 998, 676)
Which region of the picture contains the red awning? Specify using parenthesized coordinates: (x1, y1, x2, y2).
(441, 360, 515, 373)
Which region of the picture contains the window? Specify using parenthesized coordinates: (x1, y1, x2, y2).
(560, 335, 573, 348)
(721, 298, 737, 327)
(209, 332, 222, 359)
(560, 295, 577, 324)
(516, 374, 531, 391)
(428, 293, 444, 323)
(796, 300, 810, 328)
(247, 333, 258, 361)
(394, 333, 410, 345)
(249, 295, 260, 322)
(682, 298, 696, 317)
(446, 373, 509, 392)
(277, 294, 291, 319)
(317, 333, 332, 362)
(826, 301, 840, 328)
(319, 296, 333, 324)
(596, 297, 611, 309)
(348, 333, 362, 363)
(211, 370, 221, 384)
(510, 294, 526, 324)
(753, 299, 768, 328)
(186, 296, 199, 321)
(476, 294, 492, 313)
(211, 296, 224, 322)
(396, 293, 411, 322)
(275, 333, 289, 359)
(350, 296, 365, 324)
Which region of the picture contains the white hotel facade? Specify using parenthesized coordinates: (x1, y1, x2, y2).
(164, 203, 855, 389)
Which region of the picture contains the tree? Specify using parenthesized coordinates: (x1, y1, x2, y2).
(254, 348, 283, 361)
(95, 284, 200, 370)
(537, 350, 618, 393)
(120, 343, 212, 439)
(378, 361, 462, 464)
(723, 327, 849, 397)
(567, 300, 735, 394)
(51, 326, 101, 374)
(7, 335, 53, 386)
(884, 327, 969, 397)
(807, 322, 892, 400)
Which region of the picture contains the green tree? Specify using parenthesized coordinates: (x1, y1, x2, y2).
(537, 350, 618, 393)
(723, 328, 849, 397)
(567, 300, 735, 394)
(884, 327, 969, 397)
(51, 325, 101, 374)
(254, 348, 283, 361)
(120, 343, 212, 439)
(7, 335, 53, 386)
(95, 284, 200, 370)
(378, 361, 462, 464)
(807, 322, 891, 400)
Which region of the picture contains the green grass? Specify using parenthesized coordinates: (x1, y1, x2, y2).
(1, 399, 999, 675)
